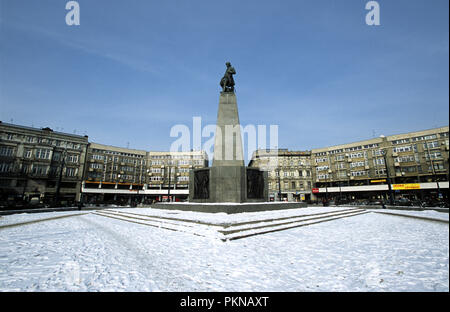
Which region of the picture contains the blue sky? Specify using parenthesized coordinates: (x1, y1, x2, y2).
(1, 0, 448, 162)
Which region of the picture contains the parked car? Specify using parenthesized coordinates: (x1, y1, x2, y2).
(394, 198, 413, 206)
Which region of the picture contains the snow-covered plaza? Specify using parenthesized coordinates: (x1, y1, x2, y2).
(0, 206, 448, 292)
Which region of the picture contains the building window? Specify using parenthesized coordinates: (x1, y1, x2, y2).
(0, 146, 14, 157)
(35, 148, 51, 160)
(423, 141, 439, 149)
(66, 167, 77, 177)
(91, 154, 104, 160)
(351, 171, 367, 177)
(350, 161, 367, 168)
(391, 138, 410, 145)
(412, 134, 437, 141)
(400, 166, 417, 173)
(425, 151, 442, 160)
(0, 162, 12, 172)
(373, 158, 385, 166)
(375, 168, 387, 176)
(372, 149, 383, 156)
(90, 163, 103, 169)
(67, 154, 79, 163)
(429, 162, 445, 171)
(21, 164, 31, 174)
(392, 145, 415, 153)
(24, 149, 33, 158)
(316, 165, 329, 171)
(394, 155, 415, 163)
(315, 157, 328, 163)
(32, 165, 48, 175)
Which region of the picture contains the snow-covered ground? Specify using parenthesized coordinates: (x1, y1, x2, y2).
(0, 206, 448, 292)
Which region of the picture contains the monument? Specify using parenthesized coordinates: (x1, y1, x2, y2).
(189, 62, 268, 203)
(153, 62, 306, 213)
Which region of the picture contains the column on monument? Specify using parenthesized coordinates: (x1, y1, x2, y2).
(212, 92, 245, 167)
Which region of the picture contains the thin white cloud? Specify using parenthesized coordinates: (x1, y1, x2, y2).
(2, 18, 160, 74)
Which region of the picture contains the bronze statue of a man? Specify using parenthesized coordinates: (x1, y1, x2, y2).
(220, 62, 236, 92)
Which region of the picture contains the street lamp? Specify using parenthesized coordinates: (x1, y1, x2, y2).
(338, 175, 342, 206)
(167, 166, 172, 202)
(276, 167, 282, 201)
(347, 172, 351, 202)
(55, 149, 67, 204)
(424, 140, 442, 202)
(325, 169, 332, 204)
(381, 149, 394, 205)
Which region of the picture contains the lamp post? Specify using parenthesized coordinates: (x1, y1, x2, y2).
(276, 167, 282, 201)
(347, 172, 351, 202)
(167, 166, 172, 202)
(55, 149, 67, 204)
(424, 139, 441, 202)
(326, 169, 332, 204)
(338, 175, 342, 205)
(382, 149, 394, 205)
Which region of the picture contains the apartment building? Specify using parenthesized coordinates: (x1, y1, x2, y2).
(250, 126, 449, 203)
(311, 126, 449, 202)
(248, 149, 313, 201)
(2, 121, 448, 205)
(0, 122, 209, 206)
(82, 143, 209, 204)
(0, 122, 89, 204)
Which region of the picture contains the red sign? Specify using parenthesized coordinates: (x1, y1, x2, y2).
(312, 188, 320, 194)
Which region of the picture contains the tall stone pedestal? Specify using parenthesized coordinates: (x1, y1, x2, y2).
(212, 92, 245, 167)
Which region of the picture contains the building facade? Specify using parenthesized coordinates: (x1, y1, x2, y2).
(82, 143, 209, 204)
(0, 122, 89, 205)
(248, 149, 313, 202)
(2, 121, 448, 206)
(249, 126, 449, 204)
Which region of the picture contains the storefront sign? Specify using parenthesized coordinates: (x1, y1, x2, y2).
(312, 188, 320, 194)
(370, 179, 386, 183)
(392, 183, 421, 190)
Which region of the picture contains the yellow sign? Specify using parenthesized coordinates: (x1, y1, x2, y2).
(371, 179, 386, 183)
(393, 183, 421, 190)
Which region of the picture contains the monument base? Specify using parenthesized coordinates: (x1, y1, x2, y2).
(151, 202, 307, 214)
(189, 167, 268, 203)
